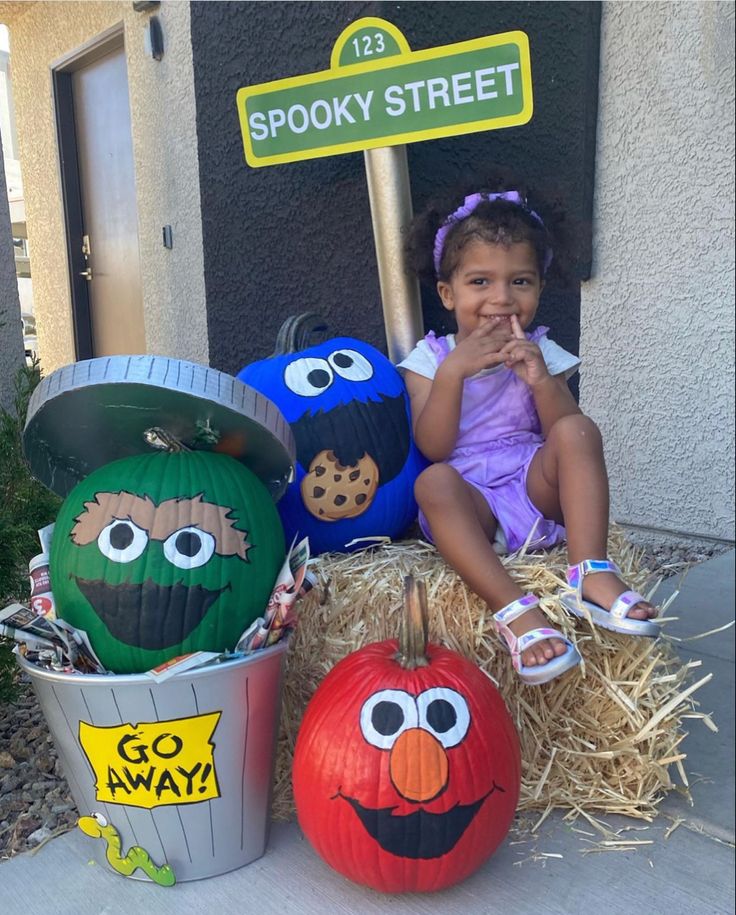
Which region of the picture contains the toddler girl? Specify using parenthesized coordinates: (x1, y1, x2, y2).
(400, 187, 658, 685)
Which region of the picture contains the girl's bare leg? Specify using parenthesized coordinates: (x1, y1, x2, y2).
(415, 463, 568, 667)
(526, 414, 656, 619)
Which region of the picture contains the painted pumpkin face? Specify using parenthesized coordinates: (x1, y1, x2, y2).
(292, 639, 520, 893)
(238, 332, 425, 555)
(50, 451, 285, 674)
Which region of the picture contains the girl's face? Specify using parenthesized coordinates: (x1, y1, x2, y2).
(437, 240, 543, 343)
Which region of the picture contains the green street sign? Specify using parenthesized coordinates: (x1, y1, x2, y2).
(237, 18, 533, 168)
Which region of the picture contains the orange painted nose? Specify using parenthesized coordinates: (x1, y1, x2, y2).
(389, 728, 449, 803)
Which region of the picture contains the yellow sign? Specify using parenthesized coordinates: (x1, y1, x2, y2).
(79, 713, 221, 809)
(237, 18, 533, 168)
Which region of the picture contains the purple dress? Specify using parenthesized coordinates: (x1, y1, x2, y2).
(417, 328, 567, 553)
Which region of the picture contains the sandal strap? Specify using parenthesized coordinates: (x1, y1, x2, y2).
(566, 559, 621, 592)
(493, 593, 539, 626)
(610, 590, 648, 620)
(514, 627, 568, 656)
(493, 595, 539, 663)
(507, 627, 572, 673)
(565, 562, 651, 622)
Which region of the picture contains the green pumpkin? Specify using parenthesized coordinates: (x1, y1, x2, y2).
(50, 450, 285, 674)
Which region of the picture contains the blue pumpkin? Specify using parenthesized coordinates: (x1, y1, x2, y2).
(237, 315, 425, 555)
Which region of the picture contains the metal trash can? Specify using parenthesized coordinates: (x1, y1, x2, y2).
(17, 641, 287, 882)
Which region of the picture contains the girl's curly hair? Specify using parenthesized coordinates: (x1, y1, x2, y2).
(405, 172, 570, 288)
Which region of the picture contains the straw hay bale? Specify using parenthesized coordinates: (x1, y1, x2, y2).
(272, 527, 711, 824)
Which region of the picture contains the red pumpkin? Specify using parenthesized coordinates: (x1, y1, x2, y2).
(293, 580, 520, 893)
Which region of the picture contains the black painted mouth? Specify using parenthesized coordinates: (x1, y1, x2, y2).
(74, 576, 228, 650)
(292, 393, 410, 483)
(334, 783, 502, 859)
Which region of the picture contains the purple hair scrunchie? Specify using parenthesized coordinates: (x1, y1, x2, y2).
(432, 190, 553, 277)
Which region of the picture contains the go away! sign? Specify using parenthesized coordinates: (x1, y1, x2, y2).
(236, 18, 533, 168)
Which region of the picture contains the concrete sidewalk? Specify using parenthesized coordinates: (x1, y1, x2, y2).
(2, 551, 734, 915)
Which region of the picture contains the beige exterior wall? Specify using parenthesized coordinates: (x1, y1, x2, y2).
(3, 0, 208, 372)
(580, 1, 735, 541)
(0, 144, 24, 412)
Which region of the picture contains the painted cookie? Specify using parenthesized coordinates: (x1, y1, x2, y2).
(301, 449, 379, 521)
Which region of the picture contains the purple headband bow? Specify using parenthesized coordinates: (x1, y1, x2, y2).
(432, 190, 553, 276)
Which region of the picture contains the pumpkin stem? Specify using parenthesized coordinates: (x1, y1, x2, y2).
(397, 576, 429, 668)
(273, 313, 329, 355)
(143, 427, 191, 452)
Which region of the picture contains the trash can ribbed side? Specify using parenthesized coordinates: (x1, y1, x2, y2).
(17, 642, 287, 882)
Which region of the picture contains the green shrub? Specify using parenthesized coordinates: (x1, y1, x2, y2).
(0, 360, 61, 700)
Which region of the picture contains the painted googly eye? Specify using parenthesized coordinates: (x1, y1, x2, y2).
(97, 519, 149, 563)
(284, 357, 333, 397)
(416, 687, 470, 748)
(163, 527, 216, 570)
(92, 812, 108, 827)
(328, 349, 374, 382)
(360, 689, 418, 750)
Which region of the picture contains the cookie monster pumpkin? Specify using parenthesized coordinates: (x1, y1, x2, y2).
(237, 314, 424, 555)
(293, 578, 520, 893)
(50, 450, 285, 674)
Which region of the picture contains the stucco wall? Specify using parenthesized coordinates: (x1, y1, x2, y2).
(580, 1, 735, 541)
(4, 1, 208, 371)
(0, 138, 24, 411)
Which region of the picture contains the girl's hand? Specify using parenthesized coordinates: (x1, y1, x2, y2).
(443, 318, 514, 380)
(499, 315, 550, 387)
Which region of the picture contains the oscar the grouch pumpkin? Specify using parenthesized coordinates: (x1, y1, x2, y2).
(50, 449, 285, 674)
(238, 314, 425, 555)
(292, 578, 520, 893)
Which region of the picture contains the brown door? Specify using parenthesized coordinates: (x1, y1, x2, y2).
(56, 34, 145, 357)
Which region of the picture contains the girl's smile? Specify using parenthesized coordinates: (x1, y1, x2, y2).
(437, 240, 543, 342)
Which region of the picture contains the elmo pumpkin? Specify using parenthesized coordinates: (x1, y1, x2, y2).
(237, 314, 425, 555)
(293, 579, 520, 893)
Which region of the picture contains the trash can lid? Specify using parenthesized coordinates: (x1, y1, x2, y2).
(23, 355, 295, 501)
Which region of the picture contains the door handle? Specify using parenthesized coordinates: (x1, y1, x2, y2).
(79, 267, 93, 281)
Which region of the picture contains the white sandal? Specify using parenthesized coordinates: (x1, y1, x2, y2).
(560, 559, 659, 638)
(493, 594, 582, 686)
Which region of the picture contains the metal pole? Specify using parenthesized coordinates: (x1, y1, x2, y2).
(363, 145, 423, 364)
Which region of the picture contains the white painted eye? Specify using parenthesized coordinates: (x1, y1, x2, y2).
(328, 349, 374, 382)
(360, 689, 418, 750)
(92, 812, 108, 827)
(163, 527, 216, 569)
(283, 357, 333, 397)
(416, 687, 470, 748)
(97, 520, 149, 563)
